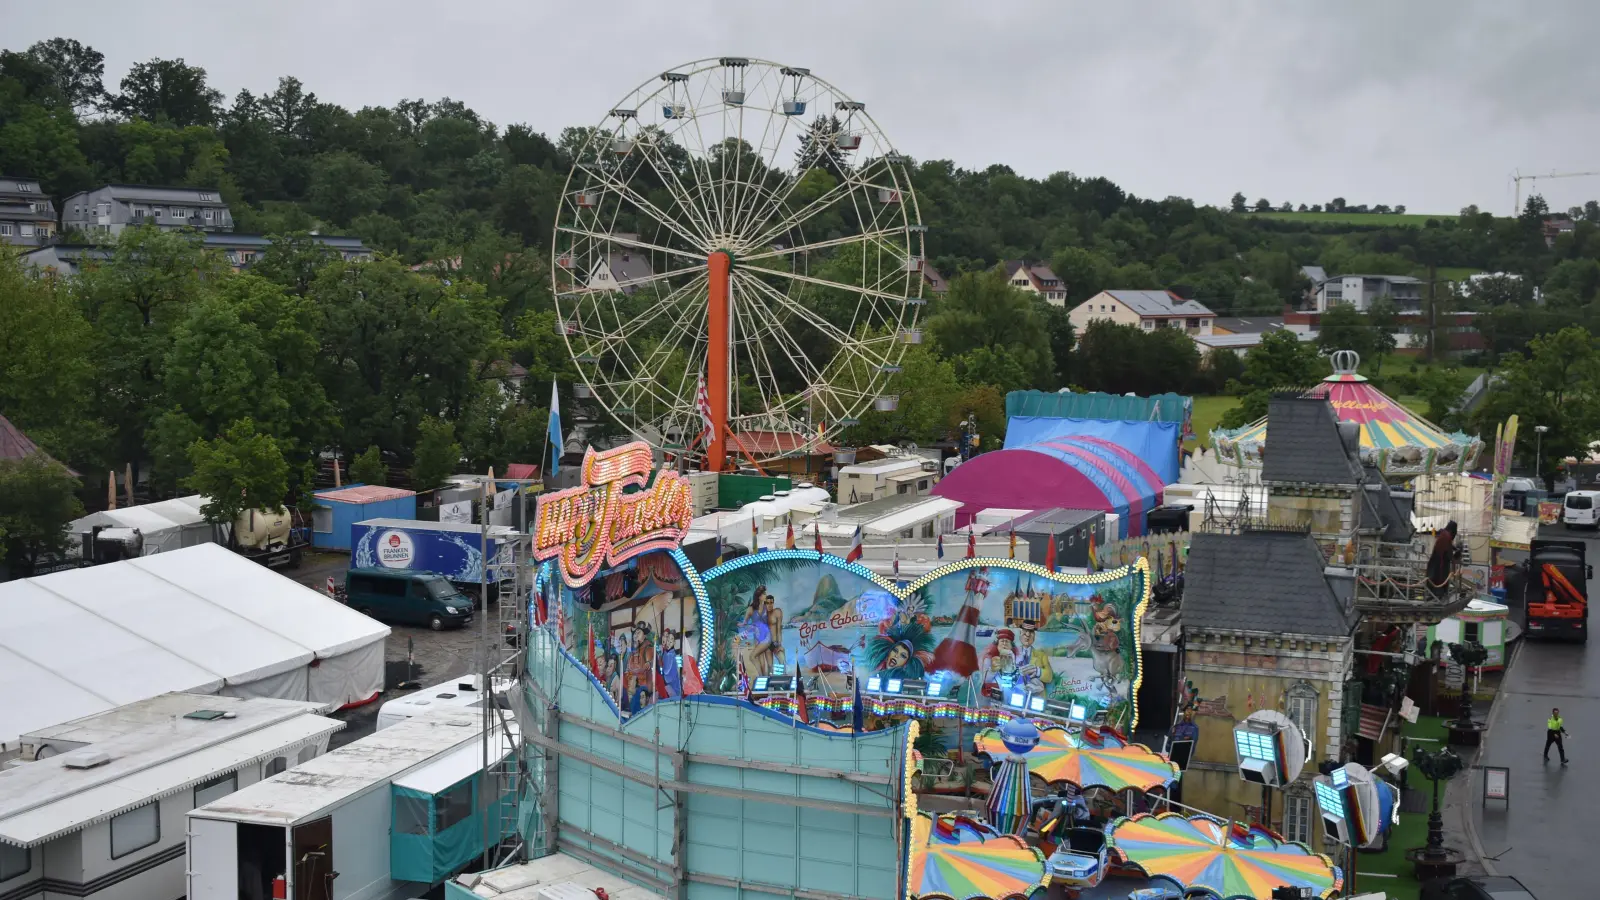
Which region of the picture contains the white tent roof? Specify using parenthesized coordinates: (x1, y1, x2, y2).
(0, 544, 389, 749)
(71, 495, 208, 535)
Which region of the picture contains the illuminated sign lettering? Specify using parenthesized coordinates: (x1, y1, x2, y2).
(532, 441, 694, 587)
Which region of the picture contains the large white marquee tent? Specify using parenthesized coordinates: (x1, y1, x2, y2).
(0, 544, 389, 750)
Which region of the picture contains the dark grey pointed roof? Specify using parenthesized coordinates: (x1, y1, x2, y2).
(1182, 530, 1359, 637)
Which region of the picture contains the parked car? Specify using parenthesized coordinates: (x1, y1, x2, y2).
(343, 567, 474, 630)
(1422, 875, 1537, 900)
(1563, 490, 1600, 529)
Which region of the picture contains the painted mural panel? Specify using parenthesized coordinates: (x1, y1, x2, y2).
(703, 554, 1148, 725)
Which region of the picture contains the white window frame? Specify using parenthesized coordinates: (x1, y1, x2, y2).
(20, 224, 34, 237)
(110, 802, 160, 859)
(199, 192, 217, 201)
(1283, 786, 1313, 844)
(0, 224, 12, 236)
(204, 209, 214, 221)
(1286, 680, 1319, 754)
(194, 771, 238, 808)
(17, 182, 35, 192)
(1, 843, 30, 881)
(152, 207, 164, 218)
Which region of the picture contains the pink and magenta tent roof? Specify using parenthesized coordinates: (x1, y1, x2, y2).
(932, 441, 1163, 538)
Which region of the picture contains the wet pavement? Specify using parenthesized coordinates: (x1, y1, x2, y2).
(1467, 523, 1599, 898)
(291, 550, 488, 747)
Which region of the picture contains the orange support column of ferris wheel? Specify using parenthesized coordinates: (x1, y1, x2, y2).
(706, 250, 731, 473)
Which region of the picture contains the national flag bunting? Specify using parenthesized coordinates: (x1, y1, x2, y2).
(1044, 536, 1057, 572)
(937, 533, 945, 559)
(1009, 526, 1017, 560)
(694, 370, 715, 445)
(814, 521, 824, 553)
(751, 515, 760, 552)
(966, 530, 976, 559)
(1087, 533, 1098, 573)
(785, 519, 796, 550)
(845, 526, 864, 562)
(547, 378, 563, 477)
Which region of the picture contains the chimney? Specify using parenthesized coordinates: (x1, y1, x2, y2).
(1338, 422, 1360, 455)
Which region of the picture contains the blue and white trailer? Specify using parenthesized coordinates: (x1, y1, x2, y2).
(350, 518, 517, 585)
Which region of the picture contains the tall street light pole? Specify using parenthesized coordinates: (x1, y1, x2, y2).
(1535, 425, 1549, 480)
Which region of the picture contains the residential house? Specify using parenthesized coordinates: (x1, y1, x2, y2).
(0, 176, 56, 246)
(1003, 260, 1067, 306)
(60, 184, 234, 237)
(1542, 215, 1576, 248)
(22, 234, 370, 277)
(1313, 274, 1423, 313)
(918, 260, 949, 295)
(1066, 289, 1215, 336)
(1176, 529, 1360, 846)
(1195, 316, 1316, 355)
(585, 250, 655, 294)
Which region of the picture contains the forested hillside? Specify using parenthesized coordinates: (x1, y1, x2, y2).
(5, 38, 1600, 563)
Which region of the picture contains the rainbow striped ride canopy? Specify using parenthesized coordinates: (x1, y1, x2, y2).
(1106, 812, 1343, 900)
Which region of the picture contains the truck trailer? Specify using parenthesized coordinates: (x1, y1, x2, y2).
(350, 518, 516, 586)
(1524, 538, 1590, 642)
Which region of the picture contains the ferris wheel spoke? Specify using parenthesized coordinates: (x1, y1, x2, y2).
(738, 262, 916, 310)
(738, 227, 911, 263)
(736, 80, 834, 239)
(580, 273, 709, 366)
(575, 162, 707, 250)
(631, 136, 720, 245)
(730, 273, 869, 412)
(559, 261, 710, 300)
(742, 160, 888, 252)
(555, 225, 706, 265)
(732, 269, 895, 372)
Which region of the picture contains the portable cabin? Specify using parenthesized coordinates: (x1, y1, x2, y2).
(186, 710, 511, 900)
(311, 486, 417, 551)
(1424, 597, 1513, 669)
(70, 495, 215, 556)
(0, 694, 339, 900)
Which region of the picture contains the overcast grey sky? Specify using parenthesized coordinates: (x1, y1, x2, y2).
(10, 0, 1600, 215)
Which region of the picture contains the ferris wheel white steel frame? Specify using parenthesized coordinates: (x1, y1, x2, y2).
(552, 57, 926, 471)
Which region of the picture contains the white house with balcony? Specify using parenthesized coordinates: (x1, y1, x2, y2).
(1066, 289, 1215, 336)
(1313, 274, 1423, 313)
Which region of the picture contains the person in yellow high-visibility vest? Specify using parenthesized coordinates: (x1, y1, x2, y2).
(1545, 708, 1569, 765)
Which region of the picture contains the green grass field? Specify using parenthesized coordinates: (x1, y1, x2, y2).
(1188, 395, 1241, 448)
(1245, 211, 1445, 227)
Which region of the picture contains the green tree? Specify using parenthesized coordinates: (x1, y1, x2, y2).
(1315, 302, 1376, 361)
(1474, 327, 1600, 488)
(1230, 192, 1247, 213)
(0, 253, 105, 468)
(112, 57, 223, 126)
(411, 416, 462, 492)
(1415, 367, 1471, 428)
(349, 445, 387, 486)
(307, 150, 388, 225)
(185, 418, 290, 524)
(1042, 302, 1076, 385)
(1049, 246, 1113, 304)
(0, 454, 84, 574)
(927, 270, 1053, 388)
(25, 38, 105, 113)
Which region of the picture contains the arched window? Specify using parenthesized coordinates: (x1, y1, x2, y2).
(1283, 781, 1314, 845)
(265, 756, 288, 778)
(1286, 681, 1319, 755)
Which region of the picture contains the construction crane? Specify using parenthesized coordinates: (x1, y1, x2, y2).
(1512, 169, 1600, 215)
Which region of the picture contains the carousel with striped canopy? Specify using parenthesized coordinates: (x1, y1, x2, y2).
(1211, 350, 1484, 478)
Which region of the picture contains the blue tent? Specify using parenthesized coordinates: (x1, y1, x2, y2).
(1004, 417, 1182, 485)
(391, 742, 517, 884)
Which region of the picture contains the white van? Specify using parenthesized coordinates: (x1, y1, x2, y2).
(1563, 491, 1600, 529)
(375, 673, 513, 730)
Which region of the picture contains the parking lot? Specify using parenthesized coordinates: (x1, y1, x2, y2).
(293, 551, 491, 746)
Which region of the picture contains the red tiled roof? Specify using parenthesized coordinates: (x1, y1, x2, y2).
(317, 484, 416, 503)
(505, 463, 541, 479)
(0, 413, 77, 475)
(732, 430, 836, 456)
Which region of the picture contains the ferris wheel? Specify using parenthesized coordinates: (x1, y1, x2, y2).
(552, 57, 925, 471)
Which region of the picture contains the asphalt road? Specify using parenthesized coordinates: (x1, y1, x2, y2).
(292, 551, 488, 747)
(1471, 522, 1599, 898)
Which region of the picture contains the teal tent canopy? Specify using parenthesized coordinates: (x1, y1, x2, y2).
(391, 740, 516, 884)
(1006, 390, 1192, 430)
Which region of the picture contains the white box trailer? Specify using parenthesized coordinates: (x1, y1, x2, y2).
(187, 710, 510, 900)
